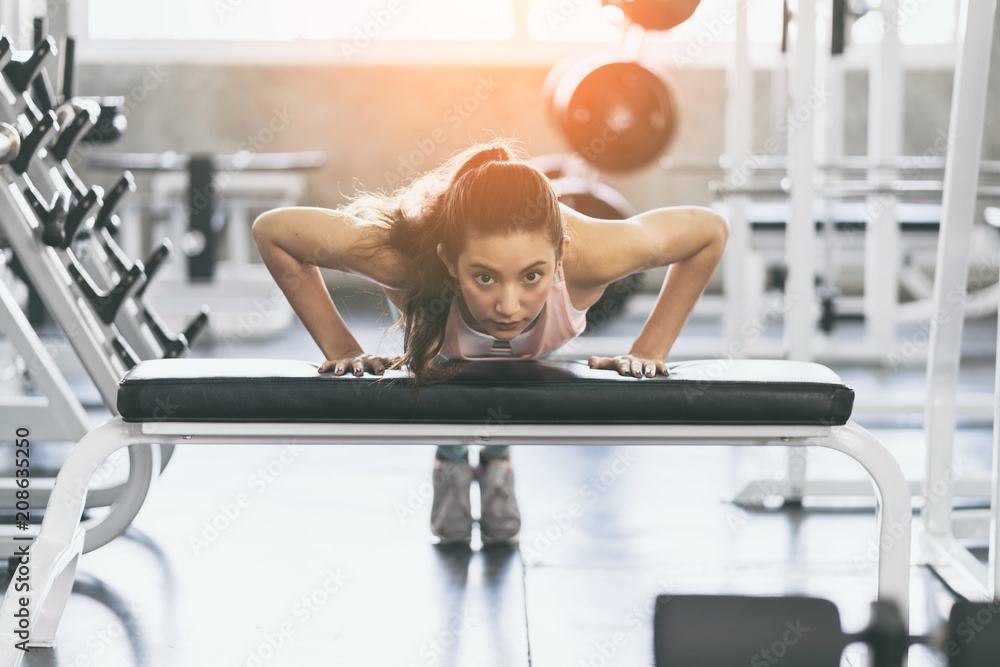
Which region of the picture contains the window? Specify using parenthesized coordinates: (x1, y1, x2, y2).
(851, 0, 957, 45)
(528, 0, 785, 45)
(73, 0, 959, 64)
(87, 0, 515, 41)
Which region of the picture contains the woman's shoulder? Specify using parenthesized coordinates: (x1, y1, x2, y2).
(323, 211, 410, 291)
(560, 206, 612, 310)
(361, 237, 409, 291)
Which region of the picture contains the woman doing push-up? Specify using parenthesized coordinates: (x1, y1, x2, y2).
(253, 140, 729, 546)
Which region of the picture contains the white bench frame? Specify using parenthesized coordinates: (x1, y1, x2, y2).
(0, 416, 911, 664)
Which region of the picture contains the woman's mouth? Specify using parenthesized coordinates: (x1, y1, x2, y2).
(492, 321, 520, 331)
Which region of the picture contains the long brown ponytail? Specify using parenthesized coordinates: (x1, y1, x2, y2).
(343, 140, 565, 389)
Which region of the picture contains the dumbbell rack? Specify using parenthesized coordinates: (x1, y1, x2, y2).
(0, 28, 207, 558)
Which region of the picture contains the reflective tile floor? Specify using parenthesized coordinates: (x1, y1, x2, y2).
(2, 290, 996, 667)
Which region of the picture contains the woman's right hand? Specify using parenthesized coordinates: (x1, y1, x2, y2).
(319, 353, 402, 376)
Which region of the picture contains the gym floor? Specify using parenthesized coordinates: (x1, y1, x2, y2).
(4, 294, 992, 667)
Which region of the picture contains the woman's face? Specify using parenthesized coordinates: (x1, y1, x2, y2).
(438, 231, 567, 340)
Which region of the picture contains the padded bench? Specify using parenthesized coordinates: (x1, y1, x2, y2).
(116, 358, 855, 425)
(0, 359, 912, 663)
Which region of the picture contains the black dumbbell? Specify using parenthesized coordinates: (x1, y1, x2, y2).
(88, 172, 138, 274)
(655, 595, 845, 667)
(129, 240, 213, 356)
(11, 110, 56, 175)
(24, 186, 70, 248)
(134, 241, 171, 298)
(96, 225, 134, 276)
(141, 304, 188, 358)
(50, 99, 99, 162)
(111, 336, 138, 370)
(3, 36, 56, 96)
(0, 35, 13, 71)
(95, 171, 135, 238)
(82, 96, 127, 145)
(29, 18, 56, 113)
(52, 35, 127, 146)
(654, 594, 1000, 667)
(140, 299, 211, 359)
(61, 187, 102, 250)
(181, 307, 210, 348)
(4, 252, 53, 328)
(66, 250, 145, 325)
(58, 36, 74, 100)
(130, 240, 214, 355)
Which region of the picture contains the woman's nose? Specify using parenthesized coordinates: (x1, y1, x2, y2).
(496, 288, 520, 316)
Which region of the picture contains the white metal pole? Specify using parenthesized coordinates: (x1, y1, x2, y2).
(864, 0, 903, 358)
(722, 0, 753, 354)
(923, 0, 996, 537)
(784, 0, 818, 362)
(992, 259, 1000, 598)
(0, 277, 90, 440)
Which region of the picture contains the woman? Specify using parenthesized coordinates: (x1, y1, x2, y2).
(252, 140, 729, 546)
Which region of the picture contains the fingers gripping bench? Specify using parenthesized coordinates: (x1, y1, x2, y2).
(0, 358, 911, 660)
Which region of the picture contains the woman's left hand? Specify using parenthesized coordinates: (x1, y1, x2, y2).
(588, 354, 670, 378)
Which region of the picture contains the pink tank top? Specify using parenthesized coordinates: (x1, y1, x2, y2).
(439, 266, 588, 360)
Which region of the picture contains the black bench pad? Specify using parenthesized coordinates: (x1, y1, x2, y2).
(117, 359, 854, 426)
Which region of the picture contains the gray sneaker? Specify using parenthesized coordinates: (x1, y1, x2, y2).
(475, 458, 521, 544)
(430, 457, 473, 544)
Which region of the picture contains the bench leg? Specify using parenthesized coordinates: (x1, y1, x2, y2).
(21, 536, 84, 648)
(0, 417, 147, 664)
(819, 422, 912, 629)
(785, 446, 808, 503)
(82, 441, 160, 553)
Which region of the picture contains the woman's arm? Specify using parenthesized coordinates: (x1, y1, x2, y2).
(252, 207, 405, 372)
(565, 205, 730, 376)
(628, 206, 728, 364)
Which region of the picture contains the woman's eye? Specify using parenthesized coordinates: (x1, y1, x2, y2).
(525, 272, 541, 283)
(475, 274, 494, 285)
